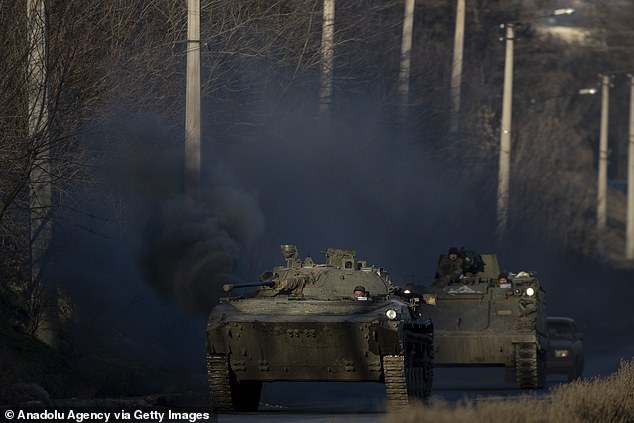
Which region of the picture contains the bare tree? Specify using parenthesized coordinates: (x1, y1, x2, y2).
(4, 0, 630, 345)
(2, 0, 413, 335)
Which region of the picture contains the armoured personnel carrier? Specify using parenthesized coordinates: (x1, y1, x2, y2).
(418, 249, 548, 389)
(206, 245, 434, 411)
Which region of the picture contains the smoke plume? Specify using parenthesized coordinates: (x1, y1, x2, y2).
(142, 190, 264, 316)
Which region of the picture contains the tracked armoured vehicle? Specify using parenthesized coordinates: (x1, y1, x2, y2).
(418, 249, 548, 389)
(206, 245, 434, 411)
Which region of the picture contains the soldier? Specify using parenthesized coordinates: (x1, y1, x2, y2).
(433, 247, 464, 287)
(352, 285, 367, 299)
(498, 272, 511, 288)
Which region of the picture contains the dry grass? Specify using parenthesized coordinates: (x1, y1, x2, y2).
(385, 358, 634, 423)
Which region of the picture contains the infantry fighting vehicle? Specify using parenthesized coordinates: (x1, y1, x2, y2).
(418, 249, 548, 389)
(206, 245, 434, 411)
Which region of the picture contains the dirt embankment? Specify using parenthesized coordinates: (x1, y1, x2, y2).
(0, 322, 203, 406)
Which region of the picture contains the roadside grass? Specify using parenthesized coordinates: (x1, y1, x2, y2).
(386, 358, 634, 423)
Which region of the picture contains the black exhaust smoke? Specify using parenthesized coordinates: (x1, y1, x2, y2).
(141, 185, 265, 316)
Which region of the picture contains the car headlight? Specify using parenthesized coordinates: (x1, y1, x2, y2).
(526, 287, 535, 297)
(554, 349, 571, 358)
(385, 309, 397, 320)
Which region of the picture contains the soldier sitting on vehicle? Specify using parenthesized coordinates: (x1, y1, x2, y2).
(498, 272, 511, 288)
(433, 247, 464, 288)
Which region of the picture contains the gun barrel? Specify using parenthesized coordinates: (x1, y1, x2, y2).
(223, 281, 276, 292)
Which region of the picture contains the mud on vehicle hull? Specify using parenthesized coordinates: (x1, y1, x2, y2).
(206, 305, 433, 411)
(209, 320, 393, 381)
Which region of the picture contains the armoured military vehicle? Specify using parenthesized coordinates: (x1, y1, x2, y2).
(206, 245, 434, 411)
(418, 249, 548, 389)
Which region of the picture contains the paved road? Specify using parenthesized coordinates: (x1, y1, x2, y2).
(0, 367, 594, 423)
(210, 367, 559, 422)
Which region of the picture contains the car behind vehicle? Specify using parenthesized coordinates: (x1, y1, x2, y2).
(546, 316, 584, 382)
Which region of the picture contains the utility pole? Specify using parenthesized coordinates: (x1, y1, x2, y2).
(319, 0, 335, 118)
(449, 0, 465, 135)
(496, 23, 514, 242)
(597, 74, 610, 260)
(495, 9, 574, 242)
(626, 74, 634, 260)
(185, 0, 201, 199)
(398, 0, 415, 124)
(27, 0, 58, 348)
